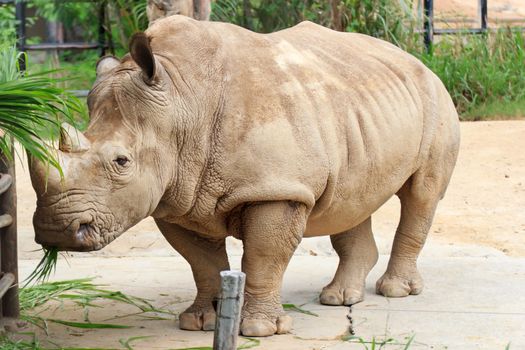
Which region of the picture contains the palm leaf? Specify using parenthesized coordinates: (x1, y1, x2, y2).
(0, 44, 87, 171)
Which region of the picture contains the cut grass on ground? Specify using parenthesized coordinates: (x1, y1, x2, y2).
(0, 278, 176, 350)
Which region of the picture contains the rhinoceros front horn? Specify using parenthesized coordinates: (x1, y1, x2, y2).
(130, 32, 157, 84)
(59, 123, 90, 153)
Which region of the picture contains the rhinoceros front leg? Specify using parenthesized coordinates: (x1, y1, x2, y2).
(155, 219, 230, 331)
(239, 201, 306, 337)
(320, 217, 378, 306)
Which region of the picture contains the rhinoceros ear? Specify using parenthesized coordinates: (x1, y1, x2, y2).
(96, 56, 120, 77)
(130, 33, 157, 84)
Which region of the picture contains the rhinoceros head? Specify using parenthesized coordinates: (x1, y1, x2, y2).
(30, 34, 177, 251)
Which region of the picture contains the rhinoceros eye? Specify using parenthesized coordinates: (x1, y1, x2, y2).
(114, 156, 129, 167)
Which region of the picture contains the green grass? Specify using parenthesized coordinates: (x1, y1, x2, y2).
(463, 98, 525, 121)
(343, 335, 415, 349)
(23, 248, 59, 287)
(415, 29, 525, 119)
(282, 303, 318, 317)
(2, 278, 263, 350)
(0, 278, 177, 349)
(18, 278, 174, 331)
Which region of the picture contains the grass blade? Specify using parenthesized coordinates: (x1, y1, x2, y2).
(282, 303, 318, 317)
(48, 319, 132, 329)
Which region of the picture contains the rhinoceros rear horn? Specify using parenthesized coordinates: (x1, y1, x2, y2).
(130, 33, 157, 84)
(96, 56, 120, 77)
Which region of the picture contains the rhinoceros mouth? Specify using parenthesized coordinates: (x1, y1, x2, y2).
(35, 222, 105, 252)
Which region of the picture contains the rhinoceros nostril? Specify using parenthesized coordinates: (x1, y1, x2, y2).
(76, 224, 91, 241)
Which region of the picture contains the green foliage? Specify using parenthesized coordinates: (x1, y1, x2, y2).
(417, 29, 525, 117)
(211, 0, 420, 47)
(110, 0, 148, 52)
(0, 44, 86, 171)
(212, 0, 332, 32)
(0, 5, 16, 44)
(211, 0, 525, 119)
(339, 0, 421, 51)
(4, 0, 523, 119)
(31, 0, 96, 41)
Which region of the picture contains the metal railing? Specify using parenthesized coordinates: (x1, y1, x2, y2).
(1, 0, 110, 80)
(0, 154, 18, 321)
(424, 0, 525, 51)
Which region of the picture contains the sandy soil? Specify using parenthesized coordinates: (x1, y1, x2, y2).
(434, 0, 525, 21)
(14, 120, 525, 258)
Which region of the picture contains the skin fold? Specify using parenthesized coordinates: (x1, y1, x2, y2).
(30, 16, 460, 337)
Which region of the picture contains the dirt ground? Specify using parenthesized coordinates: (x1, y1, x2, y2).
(435, 0, 525, 22)
(15, 120, 525, 259)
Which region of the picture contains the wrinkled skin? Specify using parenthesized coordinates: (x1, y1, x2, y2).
(146, 0, 211, 23)
(30, 17, 460, 337)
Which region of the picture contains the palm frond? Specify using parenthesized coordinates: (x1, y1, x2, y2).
(0, 45, 87, 170)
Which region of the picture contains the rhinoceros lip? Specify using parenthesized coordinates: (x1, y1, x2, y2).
(35, 222, 102, 252)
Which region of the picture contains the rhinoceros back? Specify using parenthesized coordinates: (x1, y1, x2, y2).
(146, 17, 459, 237)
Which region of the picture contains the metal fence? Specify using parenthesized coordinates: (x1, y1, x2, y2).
(424, 0, 525, 51)
(1, 0, 110, 81)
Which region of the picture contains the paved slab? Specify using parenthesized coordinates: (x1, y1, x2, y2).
(14, 253, 525, 350)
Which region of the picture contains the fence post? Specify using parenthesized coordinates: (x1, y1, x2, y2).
(479, 0, 488, 31)
(424, 0, 434, 53)
(98, 0, 107, 56)
(0, 153, 19, 320)
(213, 271, 246, 350)
(14, 0, 26, 71)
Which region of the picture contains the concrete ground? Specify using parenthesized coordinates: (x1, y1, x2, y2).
(9, 121, 525, 349)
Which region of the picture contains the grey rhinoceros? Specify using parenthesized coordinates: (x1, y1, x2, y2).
(30, 16, 460, 336)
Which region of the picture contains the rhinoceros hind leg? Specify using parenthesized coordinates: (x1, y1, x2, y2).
(375, 191, 434, 297)
(320, 217, 378, 306)
(155, 219, 229, 331)
(239, 201, 306, 336)
(376, 166, 450, 297)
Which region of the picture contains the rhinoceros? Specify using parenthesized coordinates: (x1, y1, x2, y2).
(30, 16, 460, 336)
(147, 0, 211, 23)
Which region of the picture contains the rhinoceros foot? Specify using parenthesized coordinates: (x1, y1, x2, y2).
(320, 286, 365, 306)
(240, 314, 292, 337)
(375, 268, 424, 297)
(240, 291, 292, 336)
(179, 305, 216, 331)
(320, 218, 379, 306)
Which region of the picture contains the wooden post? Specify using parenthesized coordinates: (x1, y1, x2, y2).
(0, 154, 19, 319)
(213, 271, 246, 350)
